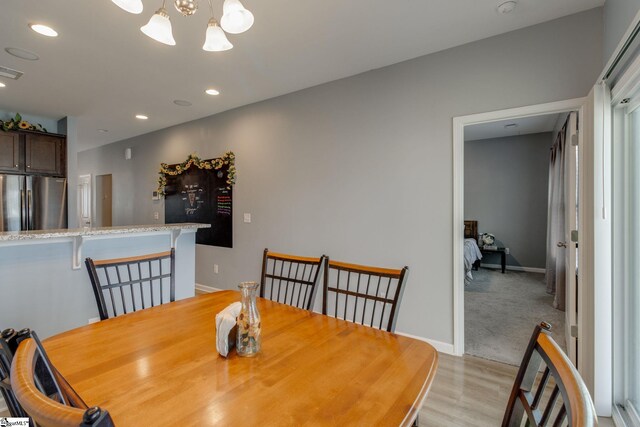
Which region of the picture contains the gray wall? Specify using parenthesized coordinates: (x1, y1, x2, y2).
(78, 8, 603, 345)
(604, 0, 640, 64)
(465, 133, 552, 269)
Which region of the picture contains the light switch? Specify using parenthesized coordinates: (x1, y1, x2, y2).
(244, 213, 251, 223)
(214, 264, 219, 274)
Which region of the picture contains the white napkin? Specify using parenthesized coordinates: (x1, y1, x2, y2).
(216, 302, 241, 357)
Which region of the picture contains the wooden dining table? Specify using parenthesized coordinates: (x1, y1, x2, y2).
(43, 290, 438, 426)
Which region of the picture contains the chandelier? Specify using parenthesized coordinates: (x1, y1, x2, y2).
(110, 0, 254, 51)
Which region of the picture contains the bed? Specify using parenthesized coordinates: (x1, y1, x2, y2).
(464, 220, 482, 284)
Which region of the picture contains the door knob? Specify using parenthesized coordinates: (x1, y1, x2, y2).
(557, 242, 567, 248)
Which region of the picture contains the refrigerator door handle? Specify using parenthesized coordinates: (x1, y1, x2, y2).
(27, 189, 33, 230)
(20, 189, 26, 230)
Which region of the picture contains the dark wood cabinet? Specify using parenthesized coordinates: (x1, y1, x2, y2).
(0, 132, 20, 172)
(0, 131, 66, 176)
(25, 134, 64, 175)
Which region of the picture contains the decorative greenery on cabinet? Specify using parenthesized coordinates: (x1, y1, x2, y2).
(0, 113, 48, 133)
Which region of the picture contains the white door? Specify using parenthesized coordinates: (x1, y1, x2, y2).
(563, 111, 579, 365)
(77, 174, 92, 227)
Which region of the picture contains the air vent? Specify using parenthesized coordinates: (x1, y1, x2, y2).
(0, 66, 23, 80)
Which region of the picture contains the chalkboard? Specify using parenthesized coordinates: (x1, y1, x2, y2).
(164, 163, 233, 247)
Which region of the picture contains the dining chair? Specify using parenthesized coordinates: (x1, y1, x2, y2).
(322, 259, 409, 333)
(260, 249, 327, 310)
(10, 329, 115, 427)
(502, 322, 597, 427)
(85, 249, 175, 320)
(0, 328, 31, 418)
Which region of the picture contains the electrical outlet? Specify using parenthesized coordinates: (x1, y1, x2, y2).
(214, 264, 219, 274)
(505, 247, 510, 255)
(244, 213, 251, 223)
(154, 212, 159, 220)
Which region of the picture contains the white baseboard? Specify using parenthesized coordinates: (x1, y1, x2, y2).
(481, 264, 545, 274)
(195, 283, 223, 293)
(394, 330, 455, 355)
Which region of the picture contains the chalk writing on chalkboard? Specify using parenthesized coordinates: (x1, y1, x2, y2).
(217, 189, 231, 216)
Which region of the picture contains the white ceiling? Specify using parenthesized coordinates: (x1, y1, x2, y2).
(0, 0, 603, 150)
(465, 113, 564, 141)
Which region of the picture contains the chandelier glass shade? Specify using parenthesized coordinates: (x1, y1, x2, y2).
(112, 0, 144, 14)
(220, 0, 253, 34)
(112, 0, 253, 51)
(203, 19, 233, 51)
(140, 7, 176, 46)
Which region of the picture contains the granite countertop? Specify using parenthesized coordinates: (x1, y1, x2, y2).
(0, 223, 211, 242)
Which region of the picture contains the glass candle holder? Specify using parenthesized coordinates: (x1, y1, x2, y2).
(236, 281, 261, 357)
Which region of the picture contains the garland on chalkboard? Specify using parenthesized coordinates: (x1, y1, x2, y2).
(156, 152, 236, 197)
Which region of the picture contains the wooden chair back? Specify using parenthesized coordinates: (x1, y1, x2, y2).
(260, 249, 326, 310)
(0, 328, 31, 418)
(85, 249, 175, 320)
(322, 260, 409, 332)
(10, 330, 114, 427)
(502, 322, 597, 427)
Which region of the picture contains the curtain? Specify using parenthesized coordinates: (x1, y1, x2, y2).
(545, 116, 569, 311)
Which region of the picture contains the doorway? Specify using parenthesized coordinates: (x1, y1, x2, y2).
(95, 174, 112, 227)
(462, 112, 573, 365)
(453, 98, 585, 366)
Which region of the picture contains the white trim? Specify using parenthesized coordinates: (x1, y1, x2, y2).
(478, 264, 545, 274)
(599, 9, 640, 83)
(195, 283, 222, 293)
(453, 97, 587, 357)
(394, 331, 455, 355)
(611, 50, 640, 106)
(613, 403, 629, 427)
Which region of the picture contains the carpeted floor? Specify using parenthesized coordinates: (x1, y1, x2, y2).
(464, 268, 566, 366)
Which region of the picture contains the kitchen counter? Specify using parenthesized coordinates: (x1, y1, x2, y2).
(0, 223, 209, 241)
(0, 223, 210, 340)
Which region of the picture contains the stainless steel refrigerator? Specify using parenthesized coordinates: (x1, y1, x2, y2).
(0, 175, 67, 231)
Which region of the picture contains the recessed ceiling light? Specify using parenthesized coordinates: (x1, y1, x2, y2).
(0, 82, 5, 88)
(205, 89, 220, 96)
(497, 1, 517, 14)
(173, 100, 192, 107)
(98, 129, 108, 133)
(29, 24, 58, 37)
(0, 66, 23, 80)
(135, 114, 149, 120)
(5, 48, 39, 61)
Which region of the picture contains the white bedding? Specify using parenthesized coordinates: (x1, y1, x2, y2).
(464, 238, 482, 284)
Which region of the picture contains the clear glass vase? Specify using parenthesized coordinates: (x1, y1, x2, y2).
(236, 281, 261, 357)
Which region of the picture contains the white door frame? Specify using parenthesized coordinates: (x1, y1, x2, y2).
(452, 97, 587, 356)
